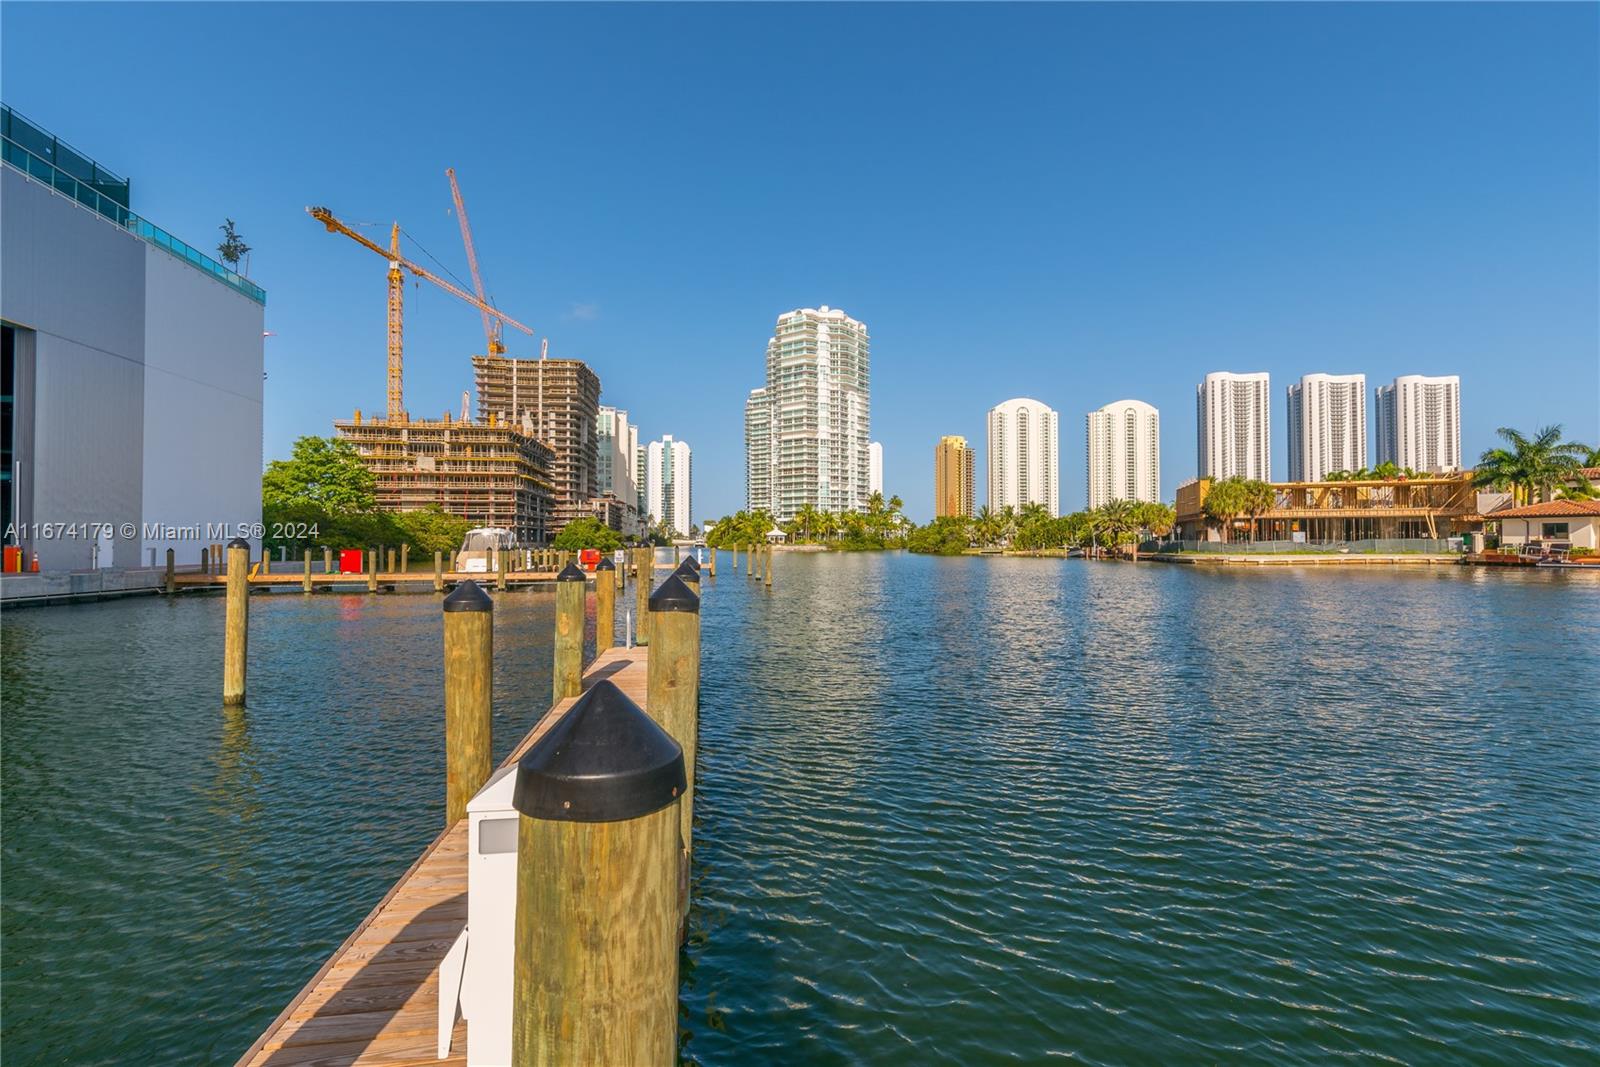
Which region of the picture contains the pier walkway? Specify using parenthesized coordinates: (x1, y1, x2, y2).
(234, 645, 650, 1067)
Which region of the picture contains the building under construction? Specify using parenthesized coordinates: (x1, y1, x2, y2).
(334, 409, 555, 545)
(1174, 473, 1488, 542)
(472, 355, 600, 535)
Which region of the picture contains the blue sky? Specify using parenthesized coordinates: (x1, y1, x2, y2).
(4, 3, 1596, 522)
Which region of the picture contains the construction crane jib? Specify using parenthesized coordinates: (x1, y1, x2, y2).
(307, 205, 535, 422)
(446, 168, 503, 357)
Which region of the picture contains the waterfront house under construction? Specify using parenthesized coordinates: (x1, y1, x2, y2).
(1175, 472, 1489, 542)
(334, 410, 555, 545)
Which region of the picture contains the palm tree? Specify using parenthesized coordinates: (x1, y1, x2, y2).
(1240, 480, 1276, 542)
(1473, 425, 1589, 505)
(1202, 478, 1249, 543)
(1096, 499, 1138, 558)
(973, 505, 999, 548)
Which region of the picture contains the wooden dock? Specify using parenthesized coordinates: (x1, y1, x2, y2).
(234, 645, 651, 1067)
(172, 570, 564, 590)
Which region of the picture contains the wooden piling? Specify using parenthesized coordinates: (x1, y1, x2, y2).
(367, 549, 378, 593)
(634, 547, 652, 646)
(511, 681, 685, 1067)
(223, 538, 250, 706)
(708, 548, 717, 578)
(553, 563, 586, 702)
(595, 558, 617, 652)
(497, 546, 509, 593)
(400, 542, 409, 573)
(765, 543, 773, 587)
(303, 548, 313, 594)
(386, 548, 396, 574)
(434, 550, 445, 593)
(200, 546, 209, 575)
(647, 574, 701, 927)
(442, 580, 494, 825)
(165, 548, 175, 595)
(324, 546, 332, 577)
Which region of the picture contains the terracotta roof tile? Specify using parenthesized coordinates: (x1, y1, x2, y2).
(1491, 499, 1600, 519)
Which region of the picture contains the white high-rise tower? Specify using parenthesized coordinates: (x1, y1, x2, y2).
(1286, 373, 1367, 482)
(1375, 375, 1462, 473)
(1086, 399, 1160, 508)
(1197, 371, 1271, 481)
(744, 306, 871, 521)
(987, 398, 1059, 516)
(644, 435, 692, 538)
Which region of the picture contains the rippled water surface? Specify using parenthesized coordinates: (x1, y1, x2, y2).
(3, 556, 1598, 1065)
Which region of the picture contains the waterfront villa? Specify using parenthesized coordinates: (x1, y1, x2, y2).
(1490, 499, 1600, 552)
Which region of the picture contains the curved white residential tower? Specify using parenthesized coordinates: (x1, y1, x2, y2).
(1375, 375, 1461, 473)
(1086, 399, 1160, 508)
(1287, 373, 1367, 482)
(1197, 371, 1271, 481)
(987, 398, 1059, 516)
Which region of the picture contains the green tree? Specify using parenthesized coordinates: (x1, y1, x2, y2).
(263, 436, 376, 512)
(391, 506, 473, 557)
(1202, 478, 1248, 543)
(552, 516, 623, 553)
(217, 218, 251, 271)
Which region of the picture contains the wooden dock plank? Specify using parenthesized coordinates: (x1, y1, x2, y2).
(236, 646, 650, 1067)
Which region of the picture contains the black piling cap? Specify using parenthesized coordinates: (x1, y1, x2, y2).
(672, 559, 699, 582)
(649, 573, 700, 613)
(595, 556, 616, 572)
(227, 537, 251, 549)
(557, 562, 588, 582)
(443, 579, 493, 612)
(513, 680, 686, 822)
(683, 555, 702, 571)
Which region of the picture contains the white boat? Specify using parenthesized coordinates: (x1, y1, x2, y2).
(455, 527, 514, 574)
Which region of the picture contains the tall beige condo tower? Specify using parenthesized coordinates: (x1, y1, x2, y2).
(744, 306, 872, 521)
(1086, 399, 1160, 508)
(1287, 373, 1367, 482)
(934, 435, 976, 518)
(1196, 371, 1271, 481)
(1375, 375, 1462, 473)
(987, 398, 1059, 516)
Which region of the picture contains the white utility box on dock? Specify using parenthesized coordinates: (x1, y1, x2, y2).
(439, 763, 521, 1064)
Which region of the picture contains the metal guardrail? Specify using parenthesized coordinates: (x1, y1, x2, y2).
(1, 133, 266, 305)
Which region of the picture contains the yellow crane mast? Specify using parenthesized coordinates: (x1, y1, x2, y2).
(308, 205, 534, 421)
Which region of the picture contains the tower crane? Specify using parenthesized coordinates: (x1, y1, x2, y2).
(307, 205, 535, 422)
(445, 167, 504, 356)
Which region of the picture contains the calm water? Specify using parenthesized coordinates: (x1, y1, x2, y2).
(3, 556, 1598, 1065)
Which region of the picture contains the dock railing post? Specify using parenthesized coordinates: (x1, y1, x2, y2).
(553, 562, 587, 702)
(647, 574, 700, 897)
(223, 538, 250, 706)
(511, 681, 684, 1066)
(443, 580, 494, 825)
(165, 548, 176, 595)
(434, 550, 445, 593)
(303, 548, 313, 594)
(595, 557, 617, 653)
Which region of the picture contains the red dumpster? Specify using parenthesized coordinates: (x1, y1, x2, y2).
(339, 548, 365, 574)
